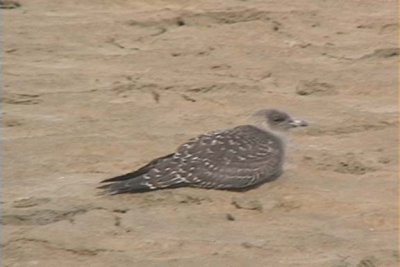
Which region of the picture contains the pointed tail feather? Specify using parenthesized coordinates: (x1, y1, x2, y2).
(100, 171, 143, 184)
(100, 153, 174, 184)
(98, 178, 153, 194)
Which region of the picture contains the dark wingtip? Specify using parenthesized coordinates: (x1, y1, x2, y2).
(100, 153, 174, 184)
(100, 177, 119, 183)
(99, 173, 133, 183)
(98, 176, 156, 195)
(97, 182, 131, 195)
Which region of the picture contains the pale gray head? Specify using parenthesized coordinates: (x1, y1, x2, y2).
(251, 109, 308, 133)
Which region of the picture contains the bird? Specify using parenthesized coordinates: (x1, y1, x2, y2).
(99, 109, 307, 194)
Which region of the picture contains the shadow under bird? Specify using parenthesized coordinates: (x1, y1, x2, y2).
(99, 109, 308, 194)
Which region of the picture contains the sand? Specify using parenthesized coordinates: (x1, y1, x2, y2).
(2, 0, 398, 266)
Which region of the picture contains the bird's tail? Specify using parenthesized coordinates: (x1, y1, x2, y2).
(98, 174, 185, 194)
(100, 153, 174, 184)
(98, 177, 152, 194)
(98, 153, 175, 194)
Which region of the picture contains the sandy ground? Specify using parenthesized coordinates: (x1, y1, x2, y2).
(2, 0, 398, 266)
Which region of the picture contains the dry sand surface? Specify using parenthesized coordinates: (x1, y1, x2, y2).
(2, 0, 398, 266)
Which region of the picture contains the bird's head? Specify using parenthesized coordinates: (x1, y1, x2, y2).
(252, 109, 308, 133)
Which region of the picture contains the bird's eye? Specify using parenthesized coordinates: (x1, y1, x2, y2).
(272, 116, 285, 122)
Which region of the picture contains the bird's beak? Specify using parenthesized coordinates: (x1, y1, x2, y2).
(289, 119, 308, 127)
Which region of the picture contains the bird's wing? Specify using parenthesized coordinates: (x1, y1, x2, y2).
(176, 125, 284, 189)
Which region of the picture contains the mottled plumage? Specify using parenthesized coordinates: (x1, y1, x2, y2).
(99, 109, 307, 194)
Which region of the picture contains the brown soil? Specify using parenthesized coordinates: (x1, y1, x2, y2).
(2, 1, 398, 266)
